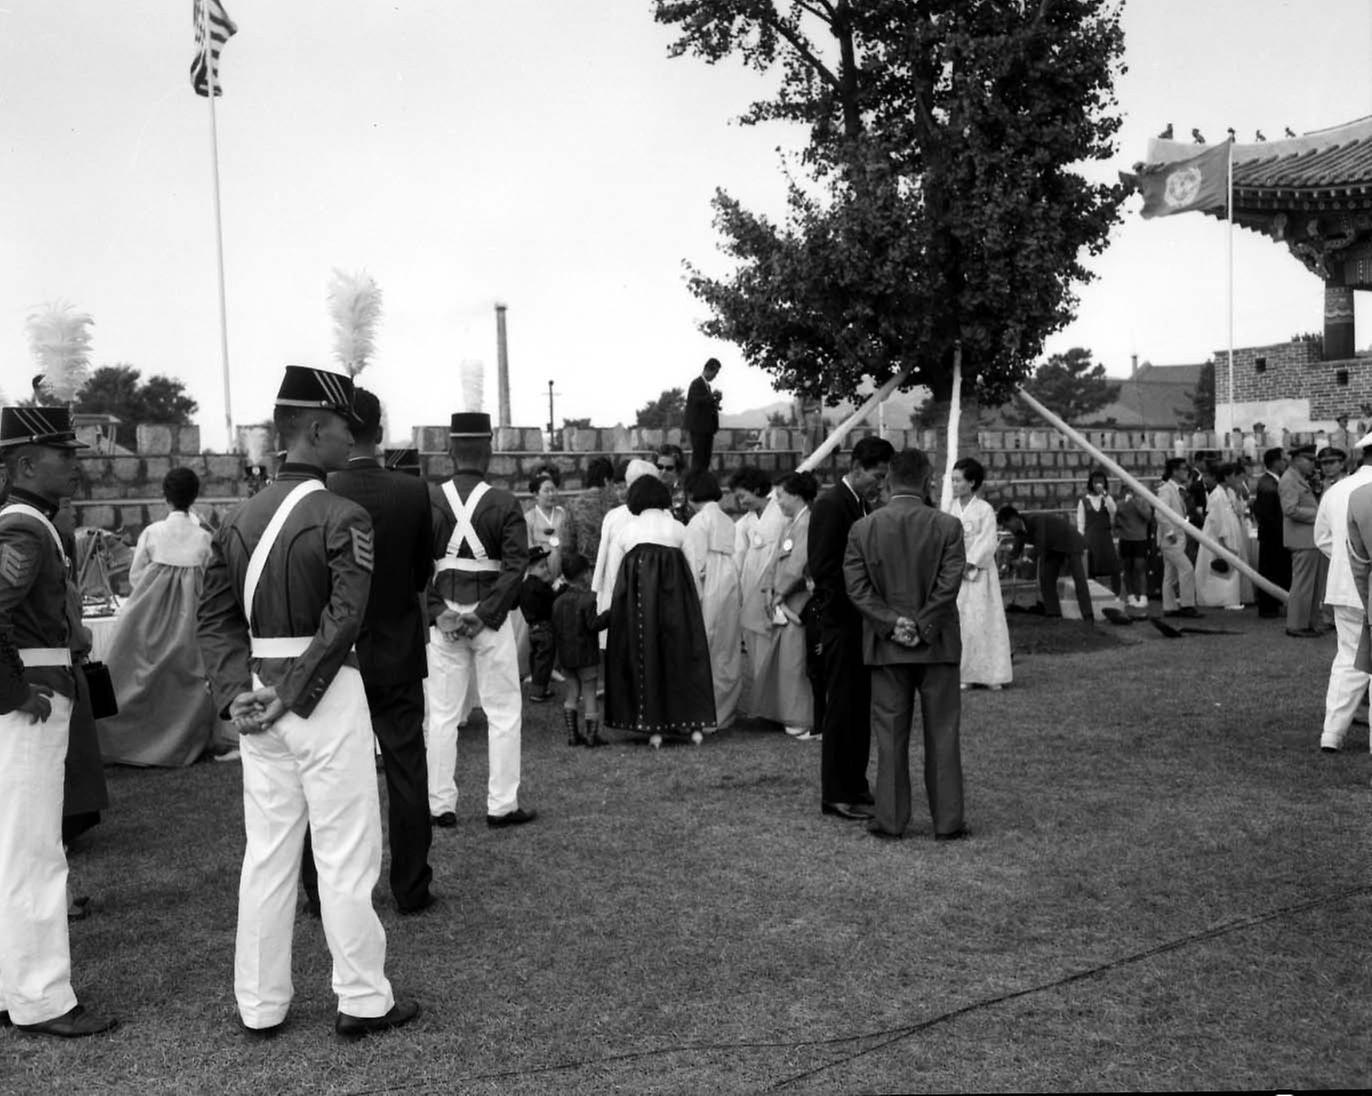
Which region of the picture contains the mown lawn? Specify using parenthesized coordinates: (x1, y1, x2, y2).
(2, 609, 1369, 1094)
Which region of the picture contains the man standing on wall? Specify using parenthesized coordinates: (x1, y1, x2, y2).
(684, 358, 722, 476)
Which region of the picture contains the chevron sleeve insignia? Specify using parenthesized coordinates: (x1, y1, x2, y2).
(350, 527, 374, 572)
(0, 543, 35, 588)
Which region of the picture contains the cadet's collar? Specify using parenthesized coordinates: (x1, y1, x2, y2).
(277, 462, 327, 482)
(6, 486, 59, 518)
(347, 456, 381, 468)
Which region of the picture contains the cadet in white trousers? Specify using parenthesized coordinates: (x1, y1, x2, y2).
(0, 405, 116, 1038)
(198, 366, 418, 1038)
(1316, 438, 1372, 751)
(424, 411, 536, 828)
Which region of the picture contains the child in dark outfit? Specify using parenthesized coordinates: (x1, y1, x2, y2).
(550, 553, 607, 746)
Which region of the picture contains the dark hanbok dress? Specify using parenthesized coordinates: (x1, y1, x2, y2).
(604, 510, 716, 736)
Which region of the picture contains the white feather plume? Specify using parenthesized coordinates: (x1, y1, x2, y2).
(327, 269, 383, 377)
(459, 359, 485, 413)
(25, 300, 93, 401)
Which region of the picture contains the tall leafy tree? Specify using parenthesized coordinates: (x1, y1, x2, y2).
(1006, 347, 1120, 425)
(74, 365, 199, 449)
(654, 0, 1125, 410)
(635, 387, 687, 429)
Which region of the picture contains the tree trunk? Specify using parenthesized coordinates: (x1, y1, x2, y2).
(939, 345, 962, 510)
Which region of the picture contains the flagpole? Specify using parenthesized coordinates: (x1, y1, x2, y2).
(1225, 138, 1235, 447)
(202, 0, 234, 452)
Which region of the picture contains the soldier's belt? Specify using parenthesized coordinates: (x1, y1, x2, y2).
(434, 557, 500, 573)
(19, 648, 72, 668)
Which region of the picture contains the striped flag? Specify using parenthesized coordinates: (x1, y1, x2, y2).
(190, 0, 237, 98)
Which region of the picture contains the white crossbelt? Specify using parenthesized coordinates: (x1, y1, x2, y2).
(435, 480, 500, 574)
(19, 648, 72, 668)
(244, 480, 324, 660)
(0, 502, 69, 568)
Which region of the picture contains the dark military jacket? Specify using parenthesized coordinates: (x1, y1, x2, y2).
(198, 464, 373, 719)
(427, 470, 528, 630)
(0, 487, 76, 713)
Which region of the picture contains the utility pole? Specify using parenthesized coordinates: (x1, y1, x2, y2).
(495, 302, 511, 428)
(546, 379, 557, 450)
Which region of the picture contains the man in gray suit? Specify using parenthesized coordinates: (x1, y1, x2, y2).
(843, 448, 967, 841)
(1281, 445, 1323, 637)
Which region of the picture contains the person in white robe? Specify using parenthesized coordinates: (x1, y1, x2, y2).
(1195, 462, 1246, 609)
(682, 472, 743, 731)
(945, 457, 1012, 689)
(729, 467, 785, 717)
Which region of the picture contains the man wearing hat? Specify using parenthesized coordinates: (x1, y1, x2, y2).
(1314, 432, 1372, 750)
(424, 411, 535, 828)
(0, 407, 117, 1038)
(299, 388, 437, 916)
(1281, 445, 1324, 637)
(199, 366, 417, 1038)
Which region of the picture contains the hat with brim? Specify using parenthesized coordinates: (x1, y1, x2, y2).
(1290, 444, 1317, 458)
(384, 447, 421, 475)
(1317, 446, 1347, 462)
(275, 365, 363, 426)
(450, 412, 492, 438)
(0, 407, 89, 450)
(1210, 558, 1231, 575)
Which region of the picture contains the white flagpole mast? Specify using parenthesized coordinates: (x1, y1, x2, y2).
(1225, 138, 1235, 447)
(202, 0, 235, 452)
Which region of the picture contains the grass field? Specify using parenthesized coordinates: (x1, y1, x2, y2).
(2, 609, 1369, 1094)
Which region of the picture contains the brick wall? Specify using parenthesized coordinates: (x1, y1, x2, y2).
(1222, 337, 1372, 427)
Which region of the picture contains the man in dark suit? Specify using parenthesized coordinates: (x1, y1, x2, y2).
(808, 434, 894, 821)
(1252, 446, 1289, 618)
(843, 447, 966, 841)
(683, 358, 722, 476)
(302, 388, 437, 915)
(997, 505, 1094, 620)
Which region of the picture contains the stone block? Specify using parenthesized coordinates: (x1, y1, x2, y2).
(488, 454, 518, 479)
(665, 428, 683, 446)
(206, 455, 241, 481)
(521, 428, 547, 452)
(80, 505, 116, 529)
(144, 457, 172, 483)
(119, 505, 148, 529)
(110, 457, 142, 483)
(715, 429, 735, 450)
(136, 424, 173, 454)
(567, 429, 598, 453)
(86, 484, 124, 500)
(606, 426, 634, 454)
(635, 429, 664, 451)
(414, 425, 448, 453)
(493, 427, 522, 452)
(423, 454, 452, 480)
(174, 425, 201, 454)
(1027, 431, 1048, 450)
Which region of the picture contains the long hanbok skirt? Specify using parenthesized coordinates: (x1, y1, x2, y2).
(605, 544, 716, 736)
(750, 619, 813, 727)
(957, 572, 1013, 687)
(698, 558, 743, 729)
(1196, 509, 1246, 607)
(97, 563, 218, 767)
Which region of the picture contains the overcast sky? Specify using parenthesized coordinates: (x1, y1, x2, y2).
(2, 0, 1370, 447)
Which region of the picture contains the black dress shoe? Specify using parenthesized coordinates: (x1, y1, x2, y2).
(335, 1000, 420, 1039)
(15, 1004, 118, 1038)
(398, 891, 439, 915)
(239, 1018, 285, 1039)
(822, 801, 875, 821)
(0, 1010, 10, 1027)
(935, 827, 971, 841)
(1321, 745, 1340, 753)
(1177, 607, 1203, 618)
(1286, 628, 1320, 638)
(865, 821, 903, 840)
(487, 807, 537, 828)
(431, 812, 457, 828)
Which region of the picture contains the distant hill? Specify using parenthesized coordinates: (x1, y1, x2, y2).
(721, 387, 929, 429)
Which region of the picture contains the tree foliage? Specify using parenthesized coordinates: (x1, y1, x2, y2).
(655, 0, 1125, 407)
(1006, 346, 1119, 425)
(562, 417, 593, 430)
(1179, 360, 1215, 431)
(25, 300, 94, 402)
(635, 387, 686, 429)
(73, 365, 199, 449)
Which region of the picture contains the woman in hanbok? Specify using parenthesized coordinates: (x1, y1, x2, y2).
(946, 458, 1012, 689)
(1077, 469, 1120, 594)
(749, 471, 818, 736)
(729, 466, 784, 717)
(97, 468, 218, 766)
(1195, 461, 1247, 610)
(682, 471, 743, 731)
(604, 475, 716, 747)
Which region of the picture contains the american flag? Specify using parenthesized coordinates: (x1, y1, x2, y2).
(190, 0, 237, 98)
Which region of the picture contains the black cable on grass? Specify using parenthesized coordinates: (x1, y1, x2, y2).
(337, 884, 1372, 1095)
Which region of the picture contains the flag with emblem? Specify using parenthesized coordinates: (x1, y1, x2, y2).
(351, 528, 375, 572)
(190, 0, 237, 98)
(1120, 142, 1231, 219)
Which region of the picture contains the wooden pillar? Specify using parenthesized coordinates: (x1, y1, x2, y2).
(1324, 267, 1355, 360)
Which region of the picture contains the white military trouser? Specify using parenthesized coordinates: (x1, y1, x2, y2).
(424, 616, 522, 816)
(235, 666, 393, 1028)
(0, 693, 77, 1025)
(1322, 604, 1371, 751)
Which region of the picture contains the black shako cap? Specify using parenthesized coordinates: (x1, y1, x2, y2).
(0, 406, 89, 450)
(275, 365, 364, 426)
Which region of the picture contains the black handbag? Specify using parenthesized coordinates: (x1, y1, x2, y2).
(81, 660, 119, 720)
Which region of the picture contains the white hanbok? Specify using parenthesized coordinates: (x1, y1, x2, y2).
(591, 503, 634, 651)
(734, 499, 787, 713)
(683, 501, 743, 729)
(947, 495, 1012, 687)
(1196, 485, 1244, 608)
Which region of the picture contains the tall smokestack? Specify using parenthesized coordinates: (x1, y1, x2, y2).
(495, 302, 511, 428)
(1130, 353, 1139, 377)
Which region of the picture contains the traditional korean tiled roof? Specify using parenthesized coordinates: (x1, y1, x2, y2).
(1146, 116, 1372, 203)
(1082, 362, 1205, 429)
